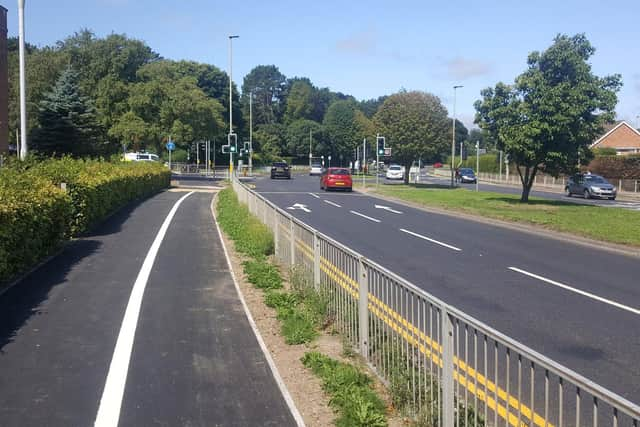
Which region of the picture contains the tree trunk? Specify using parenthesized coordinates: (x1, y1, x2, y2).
(517, 165, 538, 202)
(403, 161, 411, 185)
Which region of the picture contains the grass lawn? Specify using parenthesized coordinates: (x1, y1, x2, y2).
(370, 184, 640, 247)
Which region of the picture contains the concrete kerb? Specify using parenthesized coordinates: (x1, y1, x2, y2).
(209, 194, 306, 427)
(361, 188, 640, 260)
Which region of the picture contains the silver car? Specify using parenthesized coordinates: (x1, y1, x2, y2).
(309, 163, 323, 176)
(566, 174, 616, 200)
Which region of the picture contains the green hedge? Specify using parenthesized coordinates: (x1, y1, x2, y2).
(0, 158, 171, 283)
(587, 154, 640, 179)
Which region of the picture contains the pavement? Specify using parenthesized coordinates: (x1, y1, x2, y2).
(252, 173, 640, 405)
(0, 188, 299, 426)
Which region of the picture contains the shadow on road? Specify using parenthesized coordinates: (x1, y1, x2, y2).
(485, 196, 584, 207)
(0, 239, 101, 352)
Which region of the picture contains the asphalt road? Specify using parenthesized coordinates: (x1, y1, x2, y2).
(254, 174, 640, 404)
(0, 190, 297, 426)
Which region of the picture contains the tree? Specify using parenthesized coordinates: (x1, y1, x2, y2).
(253, 123, 286, 163)
(323, 100, 373, 161)
(359, 96, 387, 118)
(241, 65, 287, 126)
(31, 66, 103, 156)
(283, 79, 315, 123)
(108, 111, 150, 152)
(474, 34, 622, 202)
(374, 91, 449, 184)
(285, 119, 323, 157)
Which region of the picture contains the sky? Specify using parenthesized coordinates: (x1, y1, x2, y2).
(5, 0, 640, 129)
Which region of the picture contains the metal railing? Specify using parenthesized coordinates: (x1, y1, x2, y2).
(232, 177, 640, 427)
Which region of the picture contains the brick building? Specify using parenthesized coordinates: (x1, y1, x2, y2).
(0, 6, 7, 154)
(589, 121, 640, 155)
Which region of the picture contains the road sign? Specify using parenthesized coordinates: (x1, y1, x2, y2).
(166, 141, 175, 151)
(384, 148, 392, 156)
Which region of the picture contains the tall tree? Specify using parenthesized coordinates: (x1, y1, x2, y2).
(359, 96, 388, 118)
(323, 100, 373, 161)
(283, 79, 315, 123)
(475, 34, 622, 202)
(285, 119, 323, 157)
(241, 65, 287, 126)
(31, 66, 103, 156)
(374, 91, 449, 184)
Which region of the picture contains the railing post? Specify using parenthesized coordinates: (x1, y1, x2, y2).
(290, 217, 295, 266)
(274, 211, 280, 259)
(442, 306, 455, 427)
(313, 232, 321, 290)
(358, 256, 369, 359)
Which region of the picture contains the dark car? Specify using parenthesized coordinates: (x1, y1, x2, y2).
(270, 161, 291, 179)
(457, 168, 477, 184)
(565, 173, 616, 200)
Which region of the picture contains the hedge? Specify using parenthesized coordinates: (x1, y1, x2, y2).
(587, 155, 640, 179)
(0, 158, 171, 284)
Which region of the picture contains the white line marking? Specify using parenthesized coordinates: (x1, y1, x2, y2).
(324, 200, 342, 208)
(210, 195, 306, 426)
(349, 210, 381, 223)
(95, 192, 194, 427)
(374, 204, 403, 214)
(399, 228, 462, 252)
(508, 267, 640, 316)
(309, 193, 320, 199)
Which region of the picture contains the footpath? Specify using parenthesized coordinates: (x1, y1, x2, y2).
(0, 189, 300, 426)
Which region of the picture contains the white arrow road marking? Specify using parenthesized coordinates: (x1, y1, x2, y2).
(309, 193, 320, 199)
(287, 203, 311, 213)
(508, 267, 640, 316)
(350, 210, 381, 223)
(324, 200, 342, 208)
(399, 228, 462, 252)
(375, 204, 403, 214)
(95, 191, 194, 427)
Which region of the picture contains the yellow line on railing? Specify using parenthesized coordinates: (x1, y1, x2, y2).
(290, 237, 551, 427)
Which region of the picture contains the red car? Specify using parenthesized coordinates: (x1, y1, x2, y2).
(320, 167, 352, 191)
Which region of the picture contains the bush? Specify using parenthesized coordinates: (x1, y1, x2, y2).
(302, 352, 387, 427)
(216, 189, 274, 258)
(587, 154, 640, 179)
(0, 158, 169, 283)
(242, 259, 283, 290)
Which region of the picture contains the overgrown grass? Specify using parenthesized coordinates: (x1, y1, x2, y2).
(302, 352, 388, 427)
(373, 185, 640, 247)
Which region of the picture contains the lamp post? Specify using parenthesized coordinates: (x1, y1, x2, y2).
(309, 128, 313, 169)
(249, 90, 252, 175)
(451, 85, 463, 187)
(228, 35, 239, 176)
(18, 0, 27, 160)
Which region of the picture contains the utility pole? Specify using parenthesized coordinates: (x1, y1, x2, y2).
(362, 138, 366, 189)
(475, 141, 480, 192)
(451, 85, 463, 187)
(309, 128, 312, 169)
(228, 35, 239, 177)
(499, 150, 503, 181)
(18, 0, 27, 160)
(213, 138, 216, 177)
(249, 91, 253, 175)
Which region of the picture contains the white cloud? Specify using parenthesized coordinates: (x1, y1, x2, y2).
(445, 57, 492, 80)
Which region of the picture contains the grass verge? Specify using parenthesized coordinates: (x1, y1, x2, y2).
(373, 184, 640, 247)
(302, 352, 388, 427)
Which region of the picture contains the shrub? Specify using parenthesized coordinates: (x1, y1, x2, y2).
(587, 154, 640, 179)
(0, 158, 170, 283)
(0, 169, 72, 282)
(242, 259, 283, 290)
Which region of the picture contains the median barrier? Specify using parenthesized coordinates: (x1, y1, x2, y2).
(232, 176, 640, 427)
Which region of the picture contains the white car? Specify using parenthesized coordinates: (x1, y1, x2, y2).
(124, 152, 160, 162)
(309, 163, 323, 176)
(386, 165, 404, 180)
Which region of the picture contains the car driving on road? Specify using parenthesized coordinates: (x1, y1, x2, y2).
(457, 168, 477, 184)
(320, 167, 352, 191)
(270, 161, 291, 179)
(309, 162, 323, 176)
(565, 173, 616, 200)
(385, 165, 404, 180)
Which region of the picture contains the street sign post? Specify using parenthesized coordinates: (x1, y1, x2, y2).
(166, 140, 175, 169)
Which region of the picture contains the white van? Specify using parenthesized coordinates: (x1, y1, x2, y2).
(124, 152, 160, 162)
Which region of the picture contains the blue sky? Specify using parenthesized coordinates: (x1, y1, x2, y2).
(6, 0, 640, 129)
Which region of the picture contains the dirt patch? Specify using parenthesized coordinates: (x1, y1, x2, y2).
(218, 228, 405, 426)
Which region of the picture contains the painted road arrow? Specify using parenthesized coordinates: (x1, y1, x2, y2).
(374, 204, 403, 214)
(287, 203, 311, 213)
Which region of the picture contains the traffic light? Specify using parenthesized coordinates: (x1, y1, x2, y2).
(227, 133, 237, 153)
(377, 136, 385, 156)
(229, 144, 237, 153)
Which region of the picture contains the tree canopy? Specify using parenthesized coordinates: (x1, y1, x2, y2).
(474, 34, 622, 201)
(375, 91, 450, 183)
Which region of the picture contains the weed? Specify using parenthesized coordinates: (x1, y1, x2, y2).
(242, 259, 282, 290)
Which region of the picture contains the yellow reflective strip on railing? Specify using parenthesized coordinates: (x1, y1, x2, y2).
(292, 238, 549, 427)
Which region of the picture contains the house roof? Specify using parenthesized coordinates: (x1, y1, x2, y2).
(590, 121, 640, 149)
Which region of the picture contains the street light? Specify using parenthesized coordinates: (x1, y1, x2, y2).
(228, 35, 239, 177)
(451, 85, 463, 188)
(18, 0, 27, 160)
